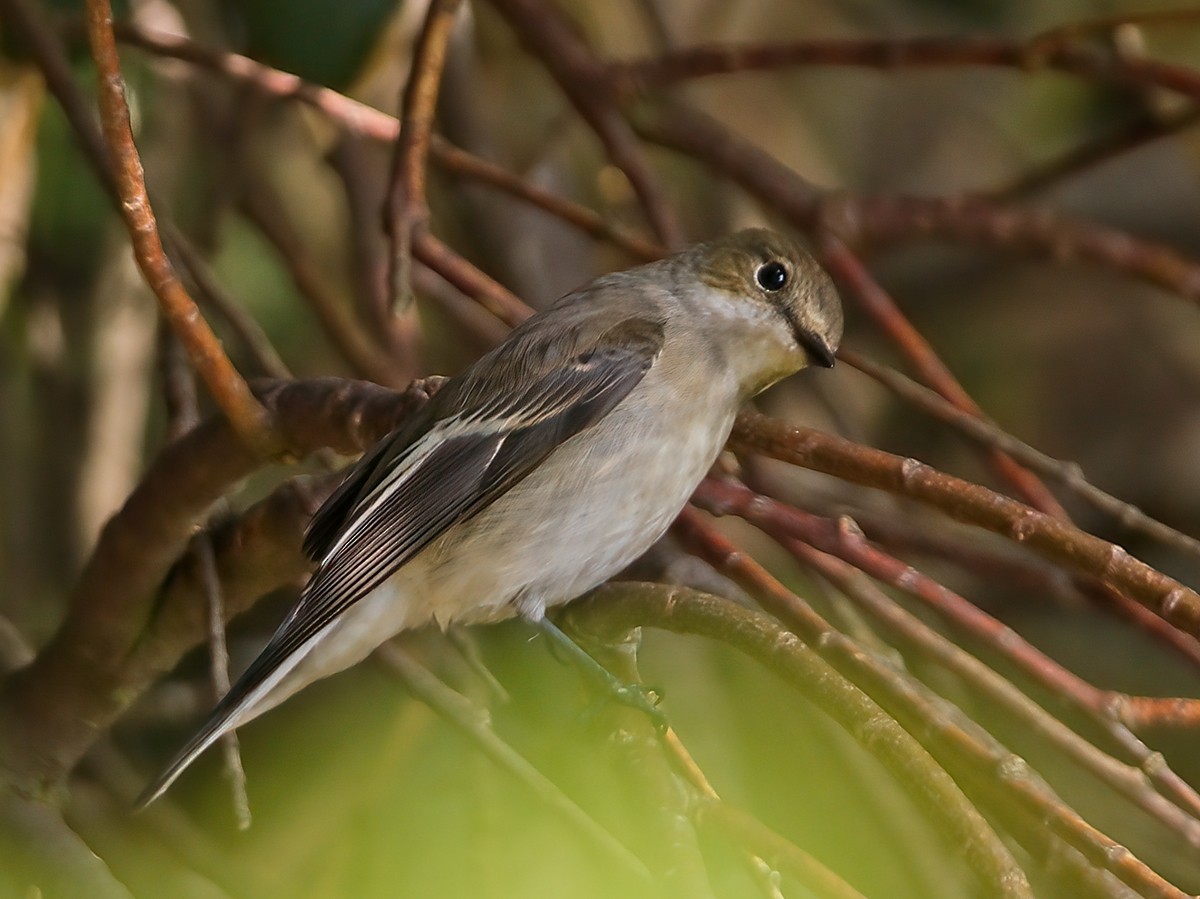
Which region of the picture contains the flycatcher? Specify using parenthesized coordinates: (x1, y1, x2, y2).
(138, 228, 843, 806)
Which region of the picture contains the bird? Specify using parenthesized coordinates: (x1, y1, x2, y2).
(136, 227, 843, 808)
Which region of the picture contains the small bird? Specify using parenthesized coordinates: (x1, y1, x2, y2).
(137, 228, 843, 807)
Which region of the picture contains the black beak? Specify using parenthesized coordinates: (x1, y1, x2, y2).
(774, 302, 837, 368)
(796, 328, 836, 368)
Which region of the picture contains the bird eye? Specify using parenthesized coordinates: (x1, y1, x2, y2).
(755, 261, 789, 292)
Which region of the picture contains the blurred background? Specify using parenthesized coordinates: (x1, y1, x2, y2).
(3, 0, 1200, 896)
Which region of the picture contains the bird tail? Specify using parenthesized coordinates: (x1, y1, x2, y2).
(133, 626, 329, 811)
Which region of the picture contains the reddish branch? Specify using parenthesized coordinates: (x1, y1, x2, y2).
(819, 234, 1067, 517)
(82, 0, 278, 456)
(412, 232, 533, 326)
(841, 349, 1200, 562)
(429, 136, 664, 262)
(691, 478, 1200, 827)
(669, 510, 1186, 898)
(113, 24, 654, 262)
(636, 100, 1200, 304)
(731, 413, 1200, 637)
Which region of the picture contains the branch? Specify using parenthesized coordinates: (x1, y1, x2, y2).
(670, 510, 1186, 897)
(841, 349, 1200, 562)
(635, 99, 1200, 305)
(0, 378, 441, 792)
(818, 235, 1066, 517)
(691, 477, 1200, 821)
(731, 412, 1200, 639)
(564, 583, 1034, 898)
(485, 0, 684, 248)
(616, 33, 1200, 100)
(82, 0, 278, 456)
(385, 0, 464, 311)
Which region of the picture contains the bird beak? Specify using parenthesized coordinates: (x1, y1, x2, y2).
(796, 328, 836, 368)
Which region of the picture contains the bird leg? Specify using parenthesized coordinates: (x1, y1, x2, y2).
(538, 617, 667, 731)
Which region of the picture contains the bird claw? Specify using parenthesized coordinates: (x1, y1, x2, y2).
(612, 682, 668, 732)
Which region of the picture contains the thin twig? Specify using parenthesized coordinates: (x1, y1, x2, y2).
(374, 643, 652, 883)
(194, 535, 251, 830)
(159, 329, 250, 826)
(237, 182, 406, 386)
(429, 136, 664, 262)
(168, 225, 292, 380)
(982, 106, 1200, 201)
(662, 730, 856, 899)
(412, 231, 533, 326)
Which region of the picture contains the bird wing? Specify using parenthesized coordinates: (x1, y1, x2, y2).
(136, 315, 664, 808)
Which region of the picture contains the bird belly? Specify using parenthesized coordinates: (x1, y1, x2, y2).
(415, 397, 736, 627)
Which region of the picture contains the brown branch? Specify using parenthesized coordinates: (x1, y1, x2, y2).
(428, 136, 664, 263)
(819, 235, 1067, 517)
(635, 99, 1200, 305)
(0, 377, 442, 793)
(412, 231, 533, 327)
(982, 106, 1200, 201)
(485, 0, 684, 249)
(842, 349, 1200, 562)
(731, 412, 1200, 639)
(565, 582, 1034, 898)
(829, 193, 1200, 304)
(616, 33, 1200, 101)
(669, 510, 1186, 898)
(82, 0, 278, 457)
(691, 478, 1200, 838)
(836, 345, 1200, 668)
(116, 26, 662, 269)
(1029, 10, 1200, 55)
(4, 0, 290, 436)
(385, 0, 464, 312)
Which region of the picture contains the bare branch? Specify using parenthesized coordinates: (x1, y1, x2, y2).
(82, 0, 278, 456)
(731, 412, 1200, 639)
(385, 0, 464, 312)
(565, 582, 1034, 898)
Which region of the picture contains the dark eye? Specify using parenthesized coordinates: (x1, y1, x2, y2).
(755, 261, 788, 292)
